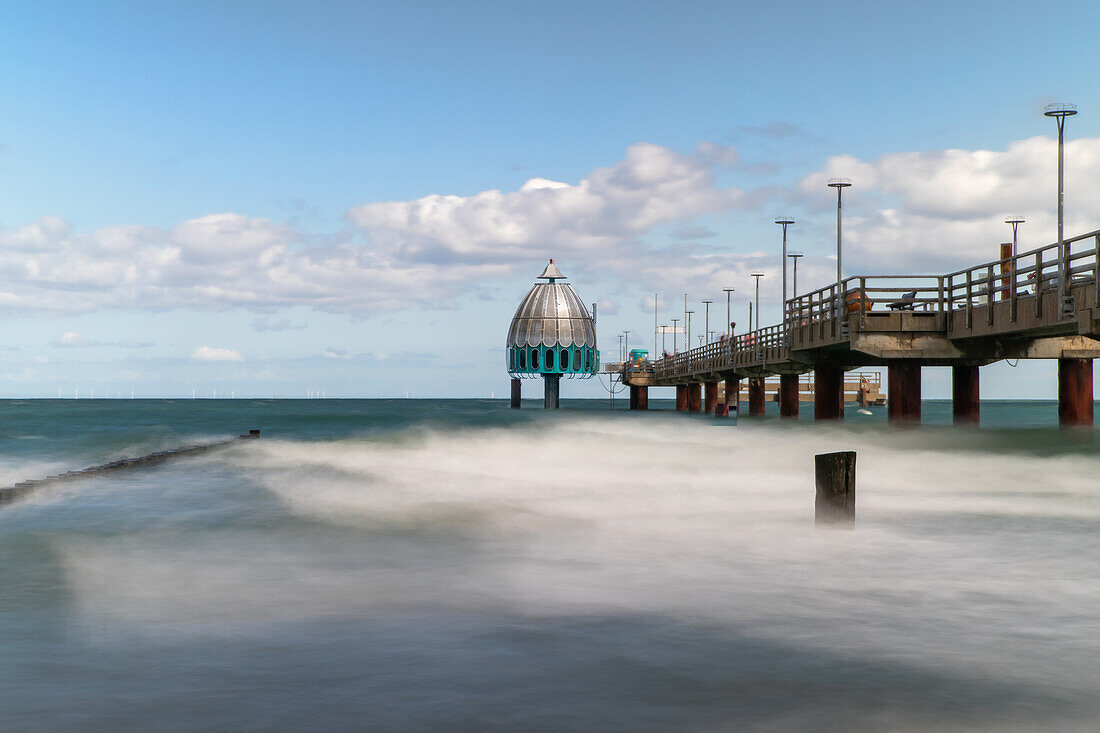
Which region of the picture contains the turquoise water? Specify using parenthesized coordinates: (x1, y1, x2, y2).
(0, 399, 1098, 731)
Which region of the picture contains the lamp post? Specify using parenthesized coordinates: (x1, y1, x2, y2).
(660, 325, 667, 354)
(788, 251, 804, 298)
(702, 299, 713, 343)
(617, 334, 624, 361)
(827, 178, 852, 286)
(1045, 103, 1076, 299)
(1005, 216, 1025, 257)
(671, 318, 679, 353)
(750, 272, 764, 360)
(787, 250, 805, 323)
(775, 217, 794, 333)
(723, 288, 735, 337)
(677, 294, 686, 345)
(653, 293, 658, 363)
(750, 272, 764, 332)
(624, 330, 630, 360)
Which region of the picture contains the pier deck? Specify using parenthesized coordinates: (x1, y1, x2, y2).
(624, 229, 1100, 424)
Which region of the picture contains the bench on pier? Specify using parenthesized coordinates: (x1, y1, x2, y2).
(886, 291, 917, 311)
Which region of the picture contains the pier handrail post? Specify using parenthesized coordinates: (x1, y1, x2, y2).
(1009, 256, 1018, 322)
(945, 274, 953, 330)
(965, 269, 973, 330)
(987, 264, 995, 326)
(1035, 250, 1044, 318)
(859, 276, 867, 328)
(1095, 234, 1100, 308)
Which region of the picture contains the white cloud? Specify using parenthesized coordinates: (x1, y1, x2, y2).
(56, 331, 93, 347)
(190, 346, 244, 362)
(0, 143, 746, 315)
(322, 348, 350, 360)
(797, 136, 1100, 272)
(5, 135, 1097, 318)
(53, 331, 153, 349)
(346, 141, 744, 266)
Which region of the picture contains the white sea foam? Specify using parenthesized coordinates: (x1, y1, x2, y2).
(54, 417, 1100, 710)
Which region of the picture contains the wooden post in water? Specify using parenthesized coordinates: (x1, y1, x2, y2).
(815, 451, 855, 527)
(629, 385, 648, 410)
(510, 378, 522, 409)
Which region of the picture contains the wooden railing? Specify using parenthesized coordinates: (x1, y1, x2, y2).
(650, 229, 1100, 381)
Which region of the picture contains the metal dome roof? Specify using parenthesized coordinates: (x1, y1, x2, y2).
(507, 262, 595, 348)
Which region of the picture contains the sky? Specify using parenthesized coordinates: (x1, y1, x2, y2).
(2, 0, 1100, 398)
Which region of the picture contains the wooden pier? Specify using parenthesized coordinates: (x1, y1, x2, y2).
(620, 229, 1100, 425)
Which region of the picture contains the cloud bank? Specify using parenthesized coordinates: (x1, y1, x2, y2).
(3, 135, 1099, 315)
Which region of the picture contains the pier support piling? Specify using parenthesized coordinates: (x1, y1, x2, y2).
(686, 383, 702, 413)
(543, 374, 560, 409)
(629, 385, 649, 411)
(510, 378, 521, 409)
(748, 378, 766, 416)
(779, 374, 799, 418)
(726, 377, 740, 417)
(704, 382, 718, 415)
(675, 384, 688, 412)
(1058, 358, 1093, 426)
(814, 368, 843, 420)
(951, 365, 979, 425)
(887, 363, 921, 424)
(815, 451, 855, 527)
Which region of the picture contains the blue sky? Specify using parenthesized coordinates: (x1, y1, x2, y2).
(1, 0, 1099, 398)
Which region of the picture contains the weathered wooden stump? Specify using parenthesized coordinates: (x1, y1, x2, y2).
(815, 451, 855, 527)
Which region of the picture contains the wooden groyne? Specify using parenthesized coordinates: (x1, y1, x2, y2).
(0, 429, 260, 508)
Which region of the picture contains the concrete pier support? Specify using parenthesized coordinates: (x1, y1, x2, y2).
(952, 365, 979, 425)
(814, 368, 844, 420)
(779, 374, 799, 418)
(748, 378, 766, 416)
(887, 363, 921, 424)
(675, 384, 688, 411)
(543, 374, 560, 409)
(725, 377, 740, 416)
(686, 383, 702, 413)
(510, 378, 521, 409)
(704, 382, 718, 415)
(629, 385, 649, 410)
(1058, 358, 1093, 426)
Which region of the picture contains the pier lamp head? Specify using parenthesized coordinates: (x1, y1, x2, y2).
(787, 250, 804, 260)
(1044, 103, 1077, 119)
(774, 216, 795, 226)
(1005, 215, 1025, 225)
(750, 271, 765, 279)
(826, 178, 852, 189)
(702, 298, 713, 305)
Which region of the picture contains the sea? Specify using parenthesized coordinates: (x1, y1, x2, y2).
(0, 398, 1097, 732)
